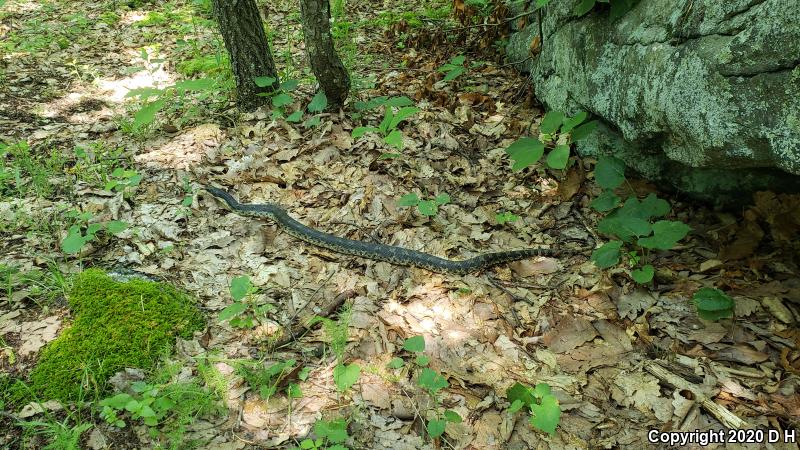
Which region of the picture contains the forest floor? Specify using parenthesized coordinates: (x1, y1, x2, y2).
(0, 0, 798, 448)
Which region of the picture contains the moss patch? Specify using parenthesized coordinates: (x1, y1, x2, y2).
(27, 269, 205, 402)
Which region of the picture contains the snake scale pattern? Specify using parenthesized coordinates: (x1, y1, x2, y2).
(204, 185, 556, 274)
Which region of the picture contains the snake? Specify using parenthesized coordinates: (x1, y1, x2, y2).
(203, 185, 556, 274)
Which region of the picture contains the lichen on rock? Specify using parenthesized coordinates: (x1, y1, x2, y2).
(507, 0, 800, 204)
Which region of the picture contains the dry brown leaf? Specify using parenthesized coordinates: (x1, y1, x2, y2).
(713, 344, 769, 365)
(761, 296, 794, 324)
(558, 166, 585, 200)
(593, 319, 633, 352)
(509, 257, 559, 277)
(543, 317, 598, 354)
(18, 316, 61, 356)
(616, 288, 658, 320)
(720, 219, 764, 261)
(556, 343, 624, 373)
(612, 371, 671, 420)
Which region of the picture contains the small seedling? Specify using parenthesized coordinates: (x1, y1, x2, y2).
(309, 304, 360, 393)
(437, 55, 466, 82)
(237, 359, 299, 400)
(505, 110, 597, 171)
(507, 382, 560, 435)
(218, 275, 274, 328)
(386, 335, 457, 440)
(60, 211, 128, 256)
(99, 375, 221, 446)
(254, 77, 327, 126)
(589, 156, 691, 283)
(351, 96, 418, 153)
(104, 168, 142, 195)
(398, 193, 450, 217)
(292, 418, 350, 450)
(427, 409, 462, 439)
(125, 77, 219, 132)
(332, 362, 360, 392)
(693, 287, 734, 321)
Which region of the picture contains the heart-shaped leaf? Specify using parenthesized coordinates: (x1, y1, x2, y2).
(403, 335, 425, 352)
(540, 111, 565, 134)
(230, 275, 252, 301)
(529, 393, 560, 435)
(218, 302, 247, 321)
(595, 156, 625, 189)
(637, 220, 691, 250)
(333, 363, 360, 392)
(631, 264, 654, 283)
(506, 137, 545, 171)
(546, 144, 570, 169)
(427, 419, 447, 438)
(307, 90, 328, 113)
(591, 240, 623, 268)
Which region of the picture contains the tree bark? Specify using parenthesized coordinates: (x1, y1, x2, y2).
(212, 0, 279, 111)
(299, 0, 350, 109)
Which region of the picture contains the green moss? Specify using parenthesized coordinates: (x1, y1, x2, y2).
(176, 55, 225, 77)
(27, 269, 205, 402)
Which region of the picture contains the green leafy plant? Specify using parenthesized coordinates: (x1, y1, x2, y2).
(388, 335, 459, 440)
(218, 275, 275, 328)
(589, 156, 691, 283)
(1, 262, 71, 308)
(178, 176, 194, 217)
(332, 362, 360, 392)
(495, 211, 519, 224)
(437, 55, 466, 82)
(17, 409, 93, 450)
(426, 408, 462, 439)
(60, 210, 128, 256)
(505, 110, 598, 171)
(254, 77, 327, 126)
(70, 143, 125, 187)
(575, 0, 640, 20)
(0, 141, 67, 198)
(351, 96, 419, 154)
(124, 77, 220, 132)
(311, 304, 360, 392)
(99, 376, 222, 446)
(293, 418, 350, 450)
(692, 287, 735, 321)
(398, 192, 450, 217)
(104, 167, 142, 195)
(236, 359, 300, 401)
(418, 367, 449, 396)
(417, 367, 459, 439)
(7, 374, 93, 449)
(304, 90, 329, 127)
(507, 382, 561, 435)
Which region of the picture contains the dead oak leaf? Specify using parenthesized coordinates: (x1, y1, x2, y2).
(19, 316, 61, 356)
(712, 344, 769, 365)
(612, 371, 672, 420)
(543, 317, 597, 354)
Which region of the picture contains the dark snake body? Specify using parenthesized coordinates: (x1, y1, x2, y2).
(204, 185, 555, 274)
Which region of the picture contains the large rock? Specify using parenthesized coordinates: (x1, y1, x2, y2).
(507, 0, 800, 204)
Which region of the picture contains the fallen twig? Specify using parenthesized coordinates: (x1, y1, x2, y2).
(645, 360, 749, 429)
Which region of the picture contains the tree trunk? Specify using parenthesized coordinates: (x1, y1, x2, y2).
(212, 0, 279, 111)
(299, 0, 350, 109)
